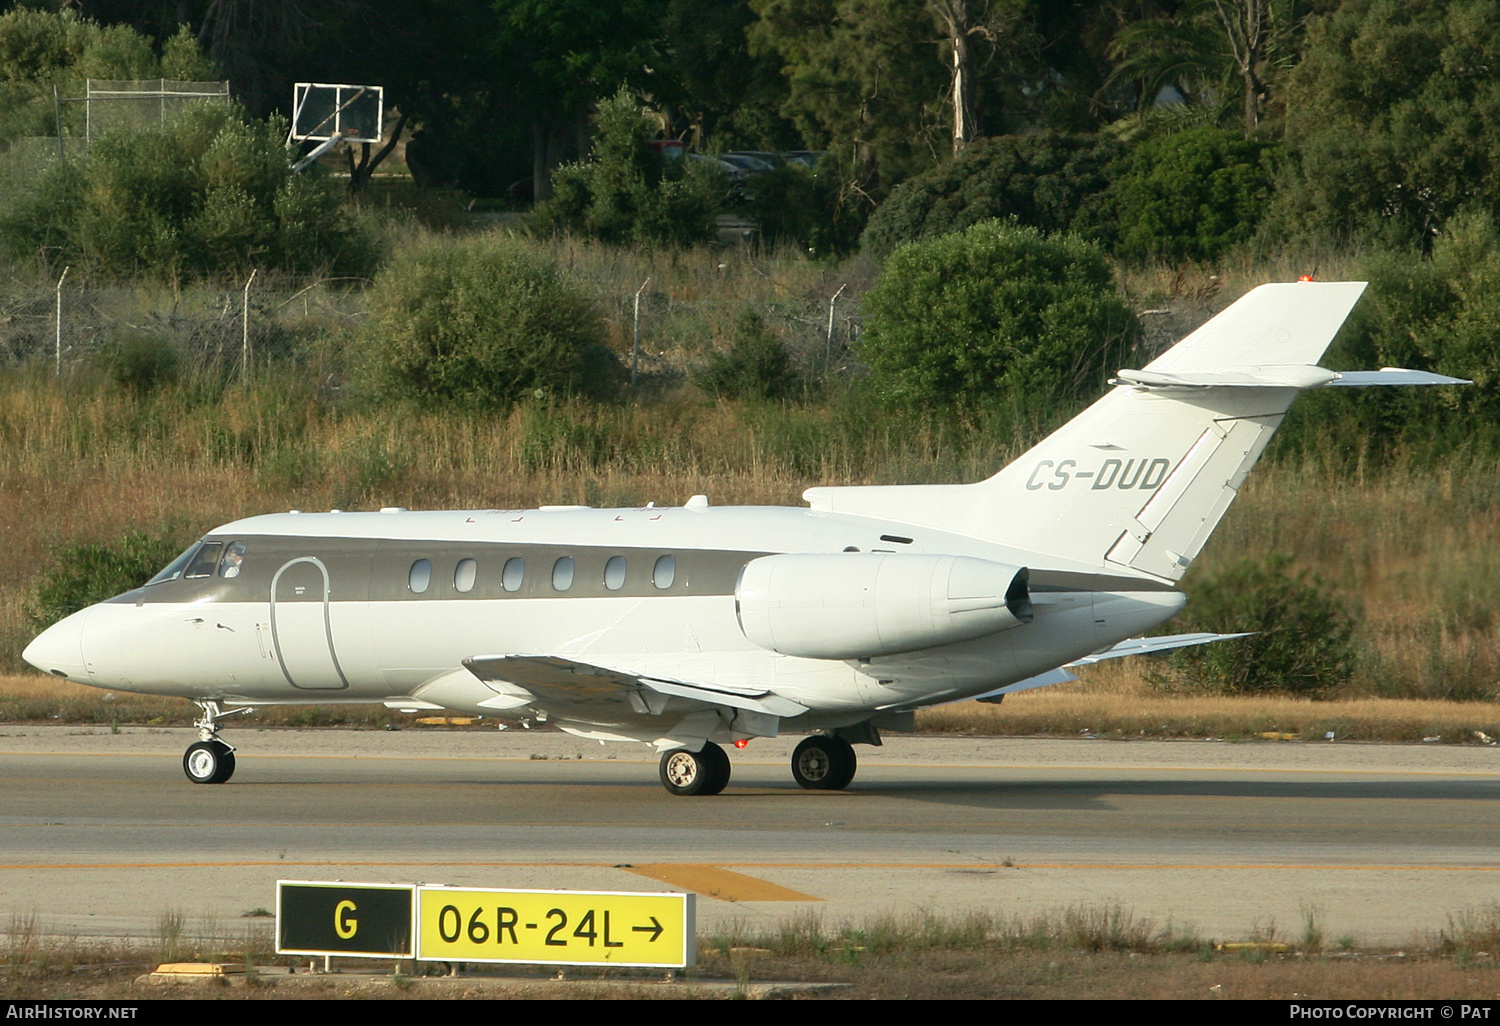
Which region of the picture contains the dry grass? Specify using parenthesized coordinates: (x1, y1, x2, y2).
(922, 660, 1500, 743)
(6, 904, 1500, 1000)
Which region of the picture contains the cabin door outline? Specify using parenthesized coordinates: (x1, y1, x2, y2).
(270, 556, 349, 689)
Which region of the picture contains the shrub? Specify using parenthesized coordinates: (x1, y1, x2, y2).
(103, 333, 180, 394)
(861, 133, 1124, 259)
(1109, 126, 1277, 264)
(692, 311, 799, 400)
(1, 101, 373, 278)
(28, 531, 185, 630)
(856, 222, 1139, 414)
(358, 234, 620, 408)
(1158, 554, 1359, 697)
(530, 90, 725, 247)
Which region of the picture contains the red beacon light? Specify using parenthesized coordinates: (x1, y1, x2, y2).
(733, 739, 750, 749)
(1298, 274, 1315, 282)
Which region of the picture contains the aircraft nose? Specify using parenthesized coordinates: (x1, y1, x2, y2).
(22, 607, 91, 683)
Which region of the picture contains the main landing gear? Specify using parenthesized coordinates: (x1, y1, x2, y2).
(791, 734, 857, 791)
(656, 734, 861, 795)
(183, 700, 251, 784)
(658, 741, 731, 796)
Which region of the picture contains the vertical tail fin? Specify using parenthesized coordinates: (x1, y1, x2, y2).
(805, 281, 1371, 579)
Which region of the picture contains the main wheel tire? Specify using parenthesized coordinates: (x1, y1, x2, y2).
(791, 735, 856, 790)
(659, 742, 731, 796)
(698, 741, 731, 795)
(183, 740, 235, 784)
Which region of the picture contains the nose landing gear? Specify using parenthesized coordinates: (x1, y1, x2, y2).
(184, 739, 235, 784)
(183, 701, 253, 784)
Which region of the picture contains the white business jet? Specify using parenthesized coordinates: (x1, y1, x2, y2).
(23, 281, 1465, 794)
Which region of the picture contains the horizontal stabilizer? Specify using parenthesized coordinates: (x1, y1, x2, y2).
(1325, 368, 1472, 387)
(1068, 631, 1254, 665)
(463, 654, 809, 718)
(1113, 365, 1470, 391)
(971, 631, 1252, 702)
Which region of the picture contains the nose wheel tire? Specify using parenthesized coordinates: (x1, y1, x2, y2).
(658, 741, 731, 796)
(792, 735, 856, 790)
(183, 740, 236, 784)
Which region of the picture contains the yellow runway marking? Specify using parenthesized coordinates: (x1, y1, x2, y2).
(622, 864, 819, 902)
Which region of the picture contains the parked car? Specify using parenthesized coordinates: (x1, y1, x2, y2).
(782, 150, 828, 170)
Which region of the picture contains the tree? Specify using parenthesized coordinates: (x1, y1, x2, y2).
(1, 101, 373, 278)
(924, 1, 1034, 156)
(491, 0, 672, 200)
(1107, 0, 1308, 134)
(1272, 0, 1500, 249)
(749, 0, 951, 200)
(857, 221, 1139, 413)
(861, 132, 1125, 258)
(529, 89, 724, 247)
(659, 0, 800, 151)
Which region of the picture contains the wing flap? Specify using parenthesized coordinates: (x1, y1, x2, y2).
(463, 655, 809, 718)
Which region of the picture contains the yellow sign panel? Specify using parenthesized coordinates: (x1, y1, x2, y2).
(415, 887, 695, 968)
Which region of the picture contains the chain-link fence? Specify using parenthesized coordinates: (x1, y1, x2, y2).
(81, 79, 230, 144)
(0, 276, 370, 375)
(596, 287, 864, 382)
(0, 276, 864, 384)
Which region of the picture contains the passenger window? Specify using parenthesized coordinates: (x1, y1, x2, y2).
(603, 555, 627, 591)
(552, 556, 575, 591)
(218, 541, 247, 578)
(146, 543, 199, 586)
(454, 558, 478, 593)
(653, 554, 676, 589)
(502, 557, 525, 593)
(409, 559, 432, 594)
(184, 542, 224, 579)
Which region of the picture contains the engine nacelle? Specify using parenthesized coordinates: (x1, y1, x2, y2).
(735, 552, 1032, 660)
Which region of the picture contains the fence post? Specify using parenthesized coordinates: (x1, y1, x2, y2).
(242, 268, 257, 385)
(54, 266, 69, 378)
(53, 85, 64, 160)
(631, 277, 650, 389)
(826, 283, 847, 372)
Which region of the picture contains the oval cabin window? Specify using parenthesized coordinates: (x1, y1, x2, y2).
(409, 559, 432, 594)
(604, 555, 627, 591)
(552, 556, 575, 591)
(502, 557, 525, 593)
(653, 554, 676, 590)
(454, 558, 478, 593)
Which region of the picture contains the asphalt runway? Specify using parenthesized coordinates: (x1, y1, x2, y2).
(1, 726, 1498, 947)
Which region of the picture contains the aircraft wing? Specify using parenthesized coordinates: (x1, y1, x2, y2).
(972, 631, 1252, 702)
(461, 655, 810, 719)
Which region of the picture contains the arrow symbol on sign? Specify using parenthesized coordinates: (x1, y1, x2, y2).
(633, 916, 663, 942)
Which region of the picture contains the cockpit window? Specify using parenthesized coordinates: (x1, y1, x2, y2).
(145, 542, 200, 586)
(218, 542, 247, 578)
(183, 542, 224, 579)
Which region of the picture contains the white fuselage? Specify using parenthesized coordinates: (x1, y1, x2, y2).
(25, 503, 1183, 740)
